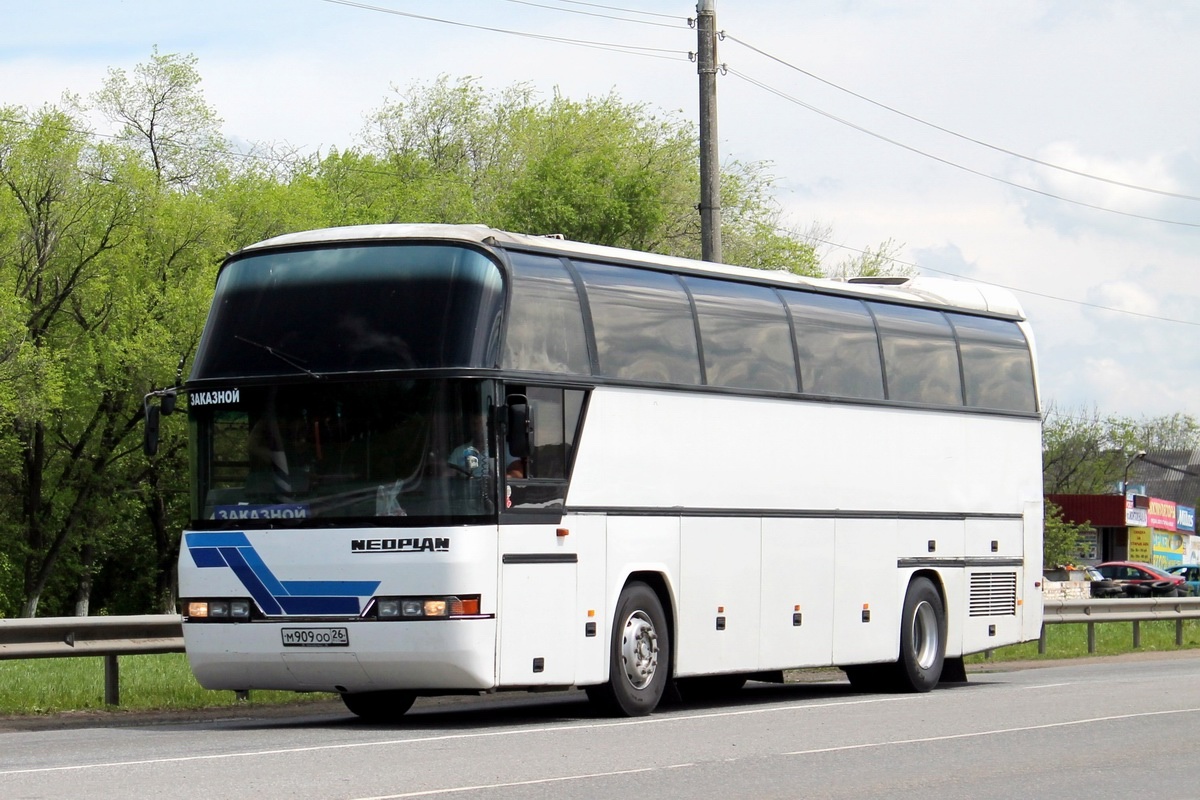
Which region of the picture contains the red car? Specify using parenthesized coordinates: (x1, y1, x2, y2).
(1095, 561, 1187, 597)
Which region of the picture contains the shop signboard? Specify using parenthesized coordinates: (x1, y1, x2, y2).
(1152, 530, 1187, 569)
(1149, 498, 1178, 531)
(1187, 535, 1200, 566)
(1178, 505, 1196, 533)
(1126, 507, 1149, 526)
(1129, 527, 1153, 563)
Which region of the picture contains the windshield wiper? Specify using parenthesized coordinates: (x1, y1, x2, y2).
(234, 335, 321, 379)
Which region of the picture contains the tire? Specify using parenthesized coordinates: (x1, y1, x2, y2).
(586, 581, 670, 717)
(341, 690, 416, 721)
(896, 576, 946, 692)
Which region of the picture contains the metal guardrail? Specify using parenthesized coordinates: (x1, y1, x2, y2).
(1040, 596, 1200, 653)
(1, 598, 1198, 707)
(0, 614, 183, 705)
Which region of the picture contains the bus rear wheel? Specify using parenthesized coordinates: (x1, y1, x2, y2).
(341, 689, 416, 721)
(896, 576, 946, 692)
(844, 577, 946, 693)
(587, 581, 670, 717)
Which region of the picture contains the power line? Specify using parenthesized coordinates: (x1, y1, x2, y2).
(319, 0, 688, 59)
(807, 232, 1200, 328)
(728, 67, 1200, 229)
(549, 0, 681, 19)
(724, 33, 1200, 204)
(499, 0, 686, 28)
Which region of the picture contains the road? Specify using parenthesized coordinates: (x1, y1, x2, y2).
(3, 654, 1199, 799)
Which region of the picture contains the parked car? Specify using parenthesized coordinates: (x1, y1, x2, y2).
(1096, 561, 1187, 597)
(1165, 564, 1200, 596)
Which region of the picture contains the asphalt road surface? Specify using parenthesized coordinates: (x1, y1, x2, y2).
(3, 653, 1199, 799)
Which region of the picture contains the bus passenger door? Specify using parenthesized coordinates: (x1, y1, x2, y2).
(495, 385, 588, 687)
(497, 525, 577, 686)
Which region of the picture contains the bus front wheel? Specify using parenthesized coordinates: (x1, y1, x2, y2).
(341, 689, 416, 721)
(587, 581, 670, 717)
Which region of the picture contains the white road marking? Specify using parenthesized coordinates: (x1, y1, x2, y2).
(0, 696, 912, 776)
(782, 707, 1200, 756)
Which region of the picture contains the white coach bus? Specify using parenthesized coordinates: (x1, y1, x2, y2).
(161, 223, 1043, 719)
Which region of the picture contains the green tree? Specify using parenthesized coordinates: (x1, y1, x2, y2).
(357, 77, 812, 269)
(0, 104, 137, 616)
(1043, 405, 1200, 496)
(90, 48, 226, 189)
(1044, 500, 1090, 569)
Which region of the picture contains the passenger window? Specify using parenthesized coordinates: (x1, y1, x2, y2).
(502, 252, 590, 375)
(573, 261, 701, 385)
(685, 277, 797, 392)
(870, 304, 963, 406)
(947, 314, 1037, 413)
(783, 292, 884, 400)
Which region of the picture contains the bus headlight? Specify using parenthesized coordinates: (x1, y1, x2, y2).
(368, 595, 481, 619)
(184, 598, 253, 621)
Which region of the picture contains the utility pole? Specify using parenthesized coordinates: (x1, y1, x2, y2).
(696, 0, 722, 263)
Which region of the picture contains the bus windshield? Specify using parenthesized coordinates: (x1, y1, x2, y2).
(188, 379, 498, 527)
(191, 242, 505, 379)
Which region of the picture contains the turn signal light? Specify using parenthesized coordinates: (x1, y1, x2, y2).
(370, 595, 481, 620)
(184, 598, 252, 621)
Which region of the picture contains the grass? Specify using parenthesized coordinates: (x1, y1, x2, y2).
(4, 618, 1200, 716)
(0, 653, 335, 716)
(967, 617, 1200, 663)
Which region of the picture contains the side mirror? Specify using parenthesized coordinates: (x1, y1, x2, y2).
(506, 395, 532, 459)
(160, 389, 177, 416)
(143, 403, 161, 457)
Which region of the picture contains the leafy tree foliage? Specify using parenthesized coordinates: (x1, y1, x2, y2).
(1043, 500, 1091, 569)
(1043, 404, 1200, 497)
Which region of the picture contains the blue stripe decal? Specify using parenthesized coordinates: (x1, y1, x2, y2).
(236, 544, 289, 596)
(220, 547, 284, 616)
(279, 596, 363, 615)
(187, 532, 251, 548)
(281, 581, 381, 596)
(189, 548, 227, 569)
(185, 531, 383, 617)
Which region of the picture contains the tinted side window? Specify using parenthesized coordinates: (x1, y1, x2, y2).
(871, 304, 963, 406)
(783, 292, 884, 400)
(573, 262, 701, 385)
(948, 314, 1037, 413)
(502, 252, 590, 375)
(685, 277, 797, 392)
(504, 385, 586, 513)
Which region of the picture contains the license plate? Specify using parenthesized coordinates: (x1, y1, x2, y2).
(281, 627, 349, 647)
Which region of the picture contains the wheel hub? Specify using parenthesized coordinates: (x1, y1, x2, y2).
(621, 610, 659, 689)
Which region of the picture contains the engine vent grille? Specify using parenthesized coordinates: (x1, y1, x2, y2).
(969, 572, 1017, 617)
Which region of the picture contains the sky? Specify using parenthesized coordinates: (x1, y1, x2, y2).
(2, 1, 1198, 422)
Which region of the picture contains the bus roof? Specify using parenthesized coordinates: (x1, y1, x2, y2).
(238, 223, 1026, 319)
